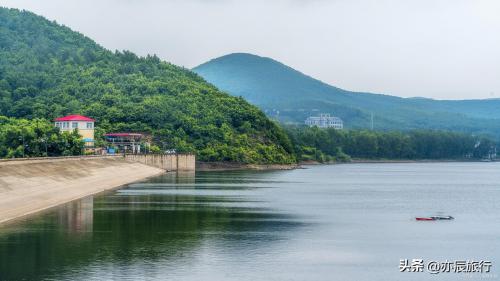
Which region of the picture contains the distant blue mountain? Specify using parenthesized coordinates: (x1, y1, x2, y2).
(194, 53, 500, 135)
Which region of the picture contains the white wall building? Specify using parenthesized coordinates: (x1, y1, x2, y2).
(305, 114, 343, 129)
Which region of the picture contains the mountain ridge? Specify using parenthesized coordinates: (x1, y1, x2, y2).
(194, 53, 500, 136)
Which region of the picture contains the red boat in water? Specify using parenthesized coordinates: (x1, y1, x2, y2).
(416, 216, 454, 221)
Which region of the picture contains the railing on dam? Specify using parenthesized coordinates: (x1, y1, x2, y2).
(124, 154, 196, 172)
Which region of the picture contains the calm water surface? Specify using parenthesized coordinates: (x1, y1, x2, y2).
(0, 163, 499, 281)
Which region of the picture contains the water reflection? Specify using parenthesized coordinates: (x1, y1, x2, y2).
(57, 196, 94, 235)
(0, 170, 303, 281)
(2, 164, 500, 281)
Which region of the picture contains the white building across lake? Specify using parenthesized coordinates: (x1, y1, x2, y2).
(305, 114, 343, 129)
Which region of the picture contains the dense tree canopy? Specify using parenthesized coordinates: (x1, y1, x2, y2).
(286, 126, 497, 162)
(1, 8, 496, 163)
(0, 117, 83, 158)
(0, 8, 295, 164)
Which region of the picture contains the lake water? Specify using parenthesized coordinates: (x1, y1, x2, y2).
(0, 163, 499, 281)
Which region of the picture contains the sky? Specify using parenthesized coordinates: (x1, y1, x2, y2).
(1, 0, 500, 100)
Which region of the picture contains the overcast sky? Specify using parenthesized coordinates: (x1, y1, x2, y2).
(1, 0, 500, 100)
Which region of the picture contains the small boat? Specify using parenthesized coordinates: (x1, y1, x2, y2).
(415, 216, 454, 221)
(416, 217, 435, 221)
(431, 216, 454, 220)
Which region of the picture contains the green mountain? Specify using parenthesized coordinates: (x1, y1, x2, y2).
(0, 8, 295, 163)
(194, 53, 500, 136)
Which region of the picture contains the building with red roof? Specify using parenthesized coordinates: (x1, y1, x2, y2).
(54, 115, 95, 122)
(54, 115, 95, 147)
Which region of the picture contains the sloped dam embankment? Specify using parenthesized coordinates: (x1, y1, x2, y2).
(0, 156, 164, 225)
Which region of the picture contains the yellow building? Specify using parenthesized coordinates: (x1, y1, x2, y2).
(54, 115, 95, 147)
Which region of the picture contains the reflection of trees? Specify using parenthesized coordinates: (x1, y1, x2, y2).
(0, 171, 303, 281)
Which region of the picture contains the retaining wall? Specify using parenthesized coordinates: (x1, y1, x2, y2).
(0, 156, 164, 225)
(124, 154, 195, 171)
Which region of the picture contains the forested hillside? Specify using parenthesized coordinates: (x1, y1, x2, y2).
(194, 53, 500, 136)
(0, 117, 83, 157)
(0, 8, 295, 163)
(286, 126, 497, 163)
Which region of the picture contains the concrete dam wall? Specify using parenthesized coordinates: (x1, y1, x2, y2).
(0, 154, 196, 225)
(0, 156, 165, 225)
(124, 154, 196, 171)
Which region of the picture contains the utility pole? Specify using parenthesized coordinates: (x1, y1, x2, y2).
(41, 137, 48, 156)
(19, 134, 25, 158)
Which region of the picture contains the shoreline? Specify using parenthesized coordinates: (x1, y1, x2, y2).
(196, 161, 300, 171)
(196, 158, 493, 171)
(1, 157, 298, 226)
(299, 158, 495, 165)
(1, 157, 494, 226)
(0, 157, 164, 226)
(349, 158, 495, 163)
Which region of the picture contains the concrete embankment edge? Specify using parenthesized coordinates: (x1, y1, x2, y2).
(0, 156, 164, 225)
